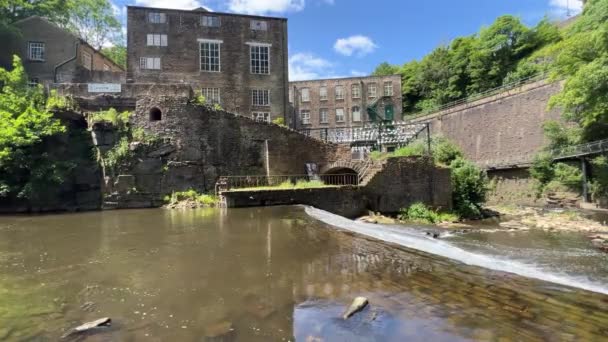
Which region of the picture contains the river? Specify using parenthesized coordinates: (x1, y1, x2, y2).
(0, 206, 607, 341)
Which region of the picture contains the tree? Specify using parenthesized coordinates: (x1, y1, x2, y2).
(63, 0, 122, 50)
(0, 56, 66, 199)
(0, 0, 71, 25)
(101, 45, 126, 69)
(372, 62, 399, 76)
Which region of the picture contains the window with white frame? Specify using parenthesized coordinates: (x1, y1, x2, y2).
(199, 40, 221, 72)
(147, 34, 168, 47)
(319, 109, 328, 124)
(368, 83, 377, 98)
(352, 106, 361, 122)
(335, 85, 344, 100)
(252, 112, 270, 123)
(140, 57, 161, 70)
(251, 89, 270, 106)
(336, 108, 345, 122)
(28, 78, 40, 87)
(319, 86, 328, 101)
(301, 88, 310, 102)
(250, 20, 268, 31)
(148, 12, 166, 24)
(250, 44, 269, 74)
(201, 15, 220, 27)
(28, 42, 45, 61)
(301, 110, 310, 125)
(384, 82, 393, 96)
(352, 84, 361, 98)
(202, 88, 221, 104)
(82, 51, 92, 70)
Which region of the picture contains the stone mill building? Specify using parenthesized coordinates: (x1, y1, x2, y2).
(126, 6, 289, 123)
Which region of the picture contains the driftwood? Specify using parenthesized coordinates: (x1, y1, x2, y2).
(342, 297, 369, 320)
(62, 317, 111, 339)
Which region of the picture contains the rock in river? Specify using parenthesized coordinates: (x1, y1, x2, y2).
(342, 297, 369, 320)
(62, 317, 111, 339)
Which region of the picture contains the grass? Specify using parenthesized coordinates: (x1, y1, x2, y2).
(230, 179, 336, 192)
(164, 189, 218, 207)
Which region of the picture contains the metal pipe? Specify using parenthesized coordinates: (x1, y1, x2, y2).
(54, 40, 80, 83)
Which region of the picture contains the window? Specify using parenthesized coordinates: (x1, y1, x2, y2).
(201, 15, 220, 27)
(250, 20, 268, 31)
(300, 110, 310, 125)
(319, 86, 328, 101)
(352, 84, 361, 98)
(82, 51, 92, 70)
(28, 78, 39, 87)
(28, 42, 45, 61)
(147, 34, 168, 47)
(301, 88, 310, 102)
(251, 89, 270, 106)
(103, 64, 110, 71)
(250, 44, 269, 74)
(335, 85, 344, 100)
(199, 40, 221, 72)
(368, 83, 377, 98)
(202, 88, 221, 104)
(252, 112, 270, 123)
(149, 107, 162, 121)
(320, 109, 328, 124)
(140, 57, 161, 70)
(289, 88, 293, 103)
(148, 12, 166, 24)
(352, 106, 361, 122)
(336, 108, 345, 122)
(384, 82, 393, 96)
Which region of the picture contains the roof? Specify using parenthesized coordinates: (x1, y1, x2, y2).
(289, 74, 402, 84)
(127, 5, 287, 21)
(12, 16, 125, 71)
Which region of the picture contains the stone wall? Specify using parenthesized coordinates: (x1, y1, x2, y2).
(485, 168, 542, 206)
(409, 80, 563, 168)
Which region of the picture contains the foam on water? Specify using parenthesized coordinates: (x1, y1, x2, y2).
(305, 206, 608, 295)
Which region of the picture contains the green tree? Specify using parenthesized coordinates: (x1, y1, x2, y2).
(450, 157, 488, 218)
(63, 0, 122, 50)
(372, 62, 399, 76)
(0, 56, 66, 199)
(101, 45, 126, 69)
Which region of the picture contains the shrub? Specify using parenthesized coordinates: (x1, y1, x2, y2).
(398, 203, 458, 224)
(450, 157, 488, 218)
(165, 189, 218, 206)
(272, 117, 286, 126)
(553, 162, 582, 191)
(89, 108, 131, 132)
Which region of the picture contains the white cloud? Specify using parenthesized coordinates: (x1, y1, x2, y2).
(228, 0, 304, 15)
(289, 52, 334, 81)
(549, 0, 583, 17)
(134, 0, 203, 10)
(334, 35, 377, 57)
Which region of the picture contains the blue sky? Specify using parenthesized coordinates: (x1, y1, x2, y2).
(112, 0, 584, 81)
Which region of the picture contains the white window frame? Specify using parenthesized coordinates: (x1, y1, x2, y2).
(28, 78, 40, 87)
(201, 88, 221, 104)
(352, 84, 361, 98)
(252, 112, 270, 123)
(301, 88, 310, 102)
(247, 42, 270, 75)
(201, 15, 220, 27)
(384, 82, 393, 96)
(368, 83, 377, 98)
(82, 51, 92, 70)
(198, 39, 222, 72)
(139, 57, 161, 70)
(250, 20, 268, 31)
(300, 110, 311, 125)
(319, 86, 328, 101)
(335, 85, 345, 100)
(28, 42, 45, 61)
(352, 106, 361, 122)
(336, 108, 345, 122)
(319, 108, 328, 124)
(251, 89, 270, 106)
(148, 12, 166, 24)
(147, 34, 168, 47)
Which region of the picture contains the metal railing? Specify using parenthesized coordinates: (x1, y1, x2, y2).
(552, 139, 608, 160)
(219, 173, 359, 191)
(298, 122, 428, 146)
(406, 73, 549, 120)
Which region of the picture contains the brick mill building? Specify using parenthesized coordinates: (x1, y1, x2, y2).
(289, 75, 403, 130)
(126, 6, 289, 123)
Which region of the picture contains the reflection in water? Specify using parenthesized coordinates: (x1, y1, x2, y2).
(0, 206, 607, 341)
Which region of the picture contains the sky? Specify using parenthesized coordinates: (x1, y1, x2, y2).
(111, 0, 584, 81)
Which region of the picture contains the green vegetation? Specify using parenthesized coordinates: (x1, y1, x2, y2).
(231, 179, 334, 192)
(101, 45, 126, 69)
(164, 189, 218, 207)
(0, 56, 68, 200)
(88, 108, 130, 130)
(370, 137, 487, 218)
(398, 203, 459, 224)
(272, 117, 286, 126)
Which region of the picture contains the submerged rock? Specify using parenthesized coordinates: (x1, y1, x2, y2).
(342, 297, 368, 320)
(204, 321, 234, 339)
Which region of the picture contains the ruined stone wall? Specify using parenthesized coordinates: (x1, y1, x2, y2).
(409, 80, 564, 168)
(485, 168, 542, 206)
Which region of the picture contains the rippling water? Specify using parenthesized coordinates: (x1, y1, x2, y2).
(0, 206, 607, 341)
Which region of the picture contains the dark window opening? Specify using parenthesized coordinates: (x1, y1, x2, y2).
(149, 107, 162, 121)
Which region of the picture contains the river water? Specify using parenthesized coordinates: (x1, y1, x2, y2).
(1, 206, 607, 341)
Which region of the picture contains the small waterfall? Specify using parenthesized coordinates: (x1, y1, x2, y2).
(305, 207, 608, 295)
